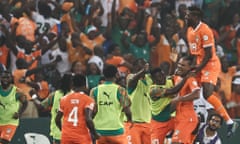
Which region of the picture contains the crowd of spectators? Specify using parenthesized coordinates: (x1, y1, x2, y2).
(0, 0, 239, 119)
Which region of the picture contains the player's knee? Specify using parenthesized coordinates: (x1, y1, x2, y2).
(202, 89, 213, 99)
(202, 84, 214, 99)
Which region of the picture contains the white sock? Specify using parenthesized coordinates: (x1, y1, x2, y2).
(226, 119, 234, 125)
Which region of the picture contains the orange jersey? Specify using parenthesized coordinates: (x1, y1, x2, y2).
(17, 50, 41, 70)
(119, 0, 136, 13)
(12, 69, 32, 100)
(152, 35, 172, 68)
(187, 22, 221, 84)
(14, 17, 37, 42)
(106, 56, 124, 66)
(0, 45, 9, 67)
(222, 25, 237, 49)
(174, 76, 199, 122)
(80, 33, 105, 51)
(61, 13, 74, 34)
(187, 22, 220, 66)
(219, 67, 237, 101)
(66, 41, 91, 64)
(59, 92, 94, 140)
(106, 56, 130, 74)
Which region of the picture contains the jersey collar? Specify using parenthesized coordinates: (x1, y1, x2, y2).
(193, 21, 202, 32)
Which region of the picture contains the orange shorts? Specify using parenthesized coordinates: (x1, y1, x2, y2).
(0, 125, 17, 142)
(151, 118, 174, 144)
(198, 61, 221, 85)
(127, 122, 151, 144)
(171, 120, 198, 144)
(61, 135, 91, 144)
(124, 122, 130, 140)
(96, 134, 127, 144)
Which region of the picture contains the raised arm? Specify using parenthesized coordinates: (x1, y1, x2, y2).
(55, 110, 63, 130)
(127, 63, 149, 89)
(13, 89, 28, 119)
(85, 107, 100, 140)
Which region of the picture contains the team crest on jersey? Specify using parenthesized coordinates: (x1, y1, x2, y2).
(190, 43, 197, 51)
(204, 71, 209, 76)
(203, 35, 208, 41)
(174, 129, 180, 136)
(192, 81, 198, 86)
(6, 128, 12, 134)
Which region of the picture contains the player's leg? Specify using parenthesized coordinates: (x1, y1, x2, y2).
(105, 134, 127, 144)
(151, 119, 174, 144)
(172, 121, 198, 144)
(202, 82, 238, 137)
(201, 64, 239, 137)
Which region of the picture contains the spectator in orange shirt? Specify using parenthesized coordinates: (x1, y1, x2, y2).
(0, 29, 9, 68)
(105, 43, 132, 77)
(4, 20, 41, 71)
(60, 2, 75, 34)
(14, 58, 56, 100)
(24, 72, 49, 100)
(23, 72, 50, 117)
(80, 25, 105, 52)
(11, 4, 37, 42)
(219, 56, 240, 103)
(67, 31, 92, 64)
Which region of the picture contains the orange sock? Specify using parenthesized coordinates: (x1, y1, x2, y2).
(207, 94, 230, 121)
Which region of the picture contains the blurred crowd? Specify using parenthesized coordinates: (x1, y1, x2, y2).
(0, 0, 239, 119)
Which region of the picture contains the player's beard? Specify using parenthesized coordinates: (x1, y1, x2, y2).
(208, 125, 218, 131)
(186, 19, 195, 27)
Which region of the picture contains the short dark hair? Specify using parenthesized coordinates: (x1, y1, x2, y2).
(150, 67, 164, 76)
(60, 73, 72, 95)
(108, 43, 119, 54)
(188, 5, 203, 19)
(103, 65, 118, 78)
(133, 58, 147, 66)
(16, 58, 28, 69)
(179, 55, 194, 65)
(72, 74, 86, 88)
(208, 113, 224, 126)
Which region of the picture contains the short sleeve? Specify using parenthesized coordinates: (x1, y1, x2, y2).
(201, 26, 215, 48)
(187, 77, 200, 92)
(84, 96, 95, 110)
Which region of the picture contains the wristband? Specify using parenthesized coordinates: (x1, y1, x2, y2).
(32, 94, 38, 99)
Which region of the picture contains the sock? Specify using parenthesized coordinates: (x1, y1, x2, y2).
(207, 94, 231, 122)
(226, 119, 234, 125)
